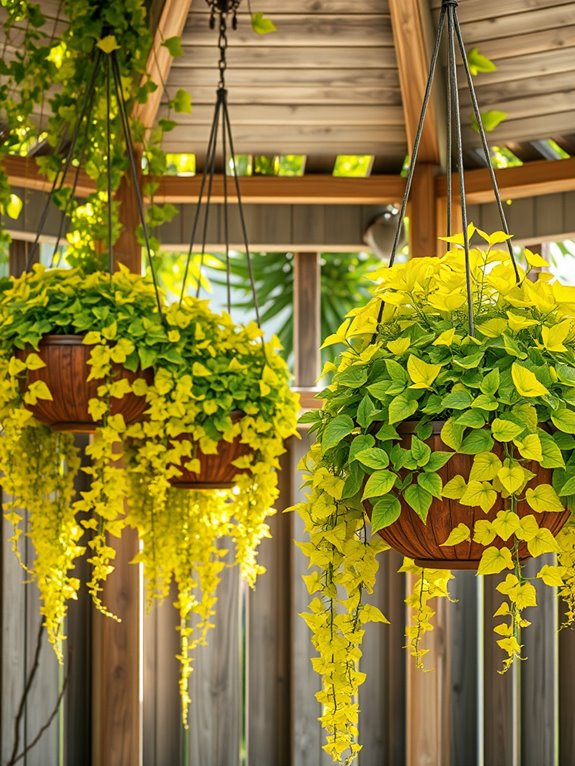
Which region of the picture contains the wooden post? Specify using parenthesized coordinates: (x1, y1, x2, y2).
(408, 164, 437, 258)
(92, 172, 143, 766)
(293, 252, 321, 388)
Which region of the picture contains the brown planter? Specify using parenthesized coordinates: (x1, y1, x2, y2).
(366, 421, 569, 570)
(170, 412, 252, 490)
(16, 335, 152, 433)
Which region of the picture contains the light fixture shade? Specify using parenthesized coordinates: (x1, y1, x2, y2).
(363, 207, 406, 259)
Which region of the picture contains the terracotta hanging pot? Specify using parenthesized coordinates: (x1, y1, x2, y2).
(170, 411, 252, 490)
(365, 421, 570, 570)
(16, 334, 152, 433)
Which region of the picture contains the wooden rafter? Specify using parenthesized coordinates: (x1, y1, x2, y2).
(388, 0, 444, 165)
(6, 154, 575, 207)
(135, 0, 194, 131)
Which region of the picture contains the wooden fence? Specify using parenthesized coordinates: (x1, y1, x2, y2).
(3, 430, 575, 766)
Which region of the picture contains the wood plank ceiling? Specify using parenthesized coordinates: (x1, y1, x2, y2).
(160, 0, 575, 172)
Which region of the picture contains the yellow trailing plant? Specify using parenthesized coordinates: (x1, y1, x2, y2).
(296, 228, 575, 764)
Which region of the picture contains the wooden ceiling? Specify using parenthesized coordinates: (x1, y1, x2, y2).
(158, 0, 575, 172)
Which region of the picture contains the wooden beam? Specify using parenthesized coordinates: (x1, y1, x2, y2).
(154, 175, 407, 205)
(135, 0, 193, 131)
(7, 154, 575, 208)
(435, 157, 575, 205)
(388, 0, 444, 165)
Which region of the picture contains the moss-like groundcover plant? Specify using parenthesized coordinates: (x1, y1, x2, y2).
(295, 228, 575, 764)
(0, 265, 298, 722)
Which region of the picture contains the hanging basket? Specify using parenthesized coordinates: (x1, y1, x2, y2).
(169, 411, 252, 490)
(365, 421, 570, 570)
(16, 334, 151, 433)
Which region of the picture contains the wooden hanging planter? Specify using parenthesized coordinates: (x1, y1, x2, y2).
(16, 334, 151, 433)
(169, 411, 252, 490)
(365, 421, 570, 570)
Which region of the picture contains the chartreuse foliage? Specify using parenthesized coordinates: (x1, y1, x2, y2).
(0, 265, 298, 721)
(294, 228, 575, 764)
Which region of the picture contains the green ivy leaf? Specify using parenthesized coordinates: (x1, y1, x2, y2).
(162, 36, 183, 57)
(362, 470, 396, 500)
(337, 365, 368, 388)
(551, 408, 575, 434)
(322, 414, 355, 451)
(417, 472, 442, 499)
(425, 451, 453, 472)
(171, 88, 192, 114)
(491, 418, 524, 442)
(472, 110, 507, 134)
(410, 435, 431, 467)
(441, 418, 464, 450)
(342, 462, 364, 499)
(441, 390, 473, 410)
(357, 393, 379, 429)
(539, 431, 566, 469)
(388, 392, 418, 425)
(355, 447, 390, 470)
(459, 429, 494, 455)
(467, 47, 497, 76)
(404, 484, 433, 522)
(251, 12, 277, 35)
(371, 495, 401, 532)
(349, 434, 376, 462)
(455, 410, 486, 428)
(480, 368, 500, 397)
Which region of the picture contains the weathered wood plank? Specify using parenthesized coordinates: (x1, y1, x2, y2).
(65, 434, 93, 766)
(359, 550, 406, 766)
(294, 253, 321, 387)
(463, 112, 575, 151)
(163, 104, 404, 127)
(172, 46, 398, 69)
(559, 604, 575, 764)
(460, 89, 575, 125)
(460, 25, 575, 62)
(182, 14, 393, 47)
(161, 123, 406, 150)
(521, 556, 558, 766)
(457, 47, 575, 86)
(166, 83, 401, 107)
(430, 0, 575, 21)
(406, 579, 451, 766)
(484, 576, 520, 766)
(190, 1, 389, 13)
(450, 571, 479, 766)
(142, 585, 181, 766)
(187, 540, 242, 766)
(247, 447, 292, 766)
(1, 502, 28, 766)
(459, 6, 575, 44)
(92, 527, 142, 766)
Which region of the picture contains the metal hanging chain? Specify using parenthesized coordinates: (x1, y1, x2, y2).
(110, 51, 165, 320)
(446, 2, 474, 335)
(27, 50, 102, 271)
(387, 6, 447, 268)
(453, 11, 520, 284)
(179, 93, 222, 303)
(379, 0, 522, 340)
(49, 58, 100, 268)
(180, 1, 262, 330)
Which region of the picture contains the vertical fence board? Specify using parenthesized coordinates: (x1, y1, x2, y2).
(247, 446, 292, 766)
(359, 549, 406, 766)
(187, 541, 241, 766)
(290, 434, 327, 766)
(521, 555, 558, 766)
(484, 577, 520, 766)
(450, 571, 479, 766)
(24, 573, 60, 766)
(65, 434, 92, 766)
(559, 605, 575, 764)
(406, 583, 451, 766)
(143, 584, 181, 766)
(1, 501, 27, 766)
